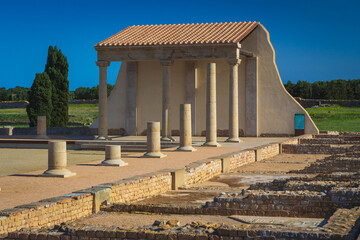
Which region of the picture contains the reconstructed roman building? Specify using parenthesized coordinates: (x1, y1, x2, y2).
(91, 22, 318, 139)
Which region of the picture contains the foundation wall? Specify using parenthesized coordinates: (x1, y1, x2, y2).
(0, 194, 93, 235)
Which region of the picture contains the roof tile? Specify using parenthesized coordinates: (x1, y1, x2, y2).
(95, 21, 259, 47)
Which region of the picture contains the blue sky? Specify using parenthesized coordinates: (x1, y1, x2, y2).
(0, 0, 359, 90)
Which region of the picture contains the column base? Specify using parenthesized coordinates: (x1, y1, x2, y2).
(202, 142, 221, 147)
(225, 137, 242, 143)
(95, 136, 111, 140)
(141, 152, 167, 158)
(161, 136, 175, 142)
(176, 146, 197, 152)
(98, 159, 128, 167)
(40, 169, 76, 178)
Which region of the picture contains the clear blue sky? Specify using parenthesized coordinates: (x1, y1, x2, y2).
(1, 0, 359, 90)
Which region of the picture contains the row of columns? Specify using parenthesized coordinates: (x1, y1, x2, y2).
(96, 59, 252, 140)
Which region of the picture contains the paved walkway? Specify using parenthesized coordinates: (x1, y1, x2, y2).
(0, 137, 287, 210)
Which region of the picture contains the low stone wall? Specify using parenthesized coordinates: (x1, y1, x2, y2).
(282, 144, 350, 154)
(227, 150, 255, 172)
(105, 186, 360, 219)
(7, 127, 125, 136)
(184, 159, 222, 186)
(8, 207, 360, 240)
(295, 97, 360, 108)
(105, 172, 172, 204)
(0, 193, 93, 235)
(259, 143, 279, 160)
(0, 101, 28, 109)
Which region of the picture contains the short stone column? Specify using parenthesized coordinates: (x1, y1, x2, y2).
(142, 122, 166, 158)
(37, 116, 48, 139)
(96, 60, 111, 140)
(42, 141, 76, 178)
(226, 60, 242, 143)
(203, 63, 221, 147)
(99, 145, 128, 166)
(177, 104, 196, 152)
(161, 60, 174, 142)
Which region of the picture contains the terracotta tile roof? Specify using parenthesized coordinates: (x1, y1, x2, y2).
(95, 22, 259, 47)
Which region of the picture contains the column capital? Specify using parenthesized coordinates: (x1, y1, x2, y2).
(160, 59, 173, 66)
(96, 60, 111, 68)
(227, 59, 241, 66)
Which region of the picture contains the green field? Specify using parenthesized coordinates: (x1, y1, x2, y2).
(0, 103, 98, 127)
(306, 105, 360, 132)
(1, 103, 359, 132)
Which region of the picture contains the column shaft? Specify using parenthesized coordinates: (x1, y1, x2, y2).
(142, 122, 167, 158)
(185, 61, 197, 135)
(203, 63, 220, 147)
(246, 57, 259, 136)
(125, 62, 138, 135)
(177, 104, 196, 151)
(226, 60, 241, 142)
(161, 61, 173, 141)
(96, 60, 110, 139)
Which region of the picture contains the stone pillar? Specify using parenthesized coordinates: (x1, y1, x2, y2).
(96, 60, 111, 140)
(99, 145, 128, 166)
(142, 122, 167, 158)
(160, 60, 174, 141)
(37, 116, 48, 139)
(203, 63, 221, 147)
(226, 60, 242, 142)
(185, 61, 197, 135)
(245, 57, 259, 137)
(125, 62, 138, 135)
(177, 104, 196, 152)
(42, 141, 76, 178)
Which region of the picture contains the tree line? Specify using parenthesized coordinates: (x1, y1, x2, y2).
(0, 84, 114, 101)
(284, 79, 360, 100)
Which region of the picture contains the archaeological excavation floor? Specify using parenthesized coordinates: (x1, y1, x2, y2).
(0, 137, 285, 210)
(2, 133, 360, 239)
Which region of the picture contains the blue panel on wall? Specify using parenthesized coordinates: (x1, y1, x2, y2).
(295, 114, 305, 130)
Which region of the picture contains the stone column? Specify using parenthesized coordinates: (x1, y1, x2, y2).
(177, 104, 196, 152)
(226, 60, 242, 142)
(96, 60, 111, 140)
(42, 141, 76, 178)
(37, 116, 48, 139)
(99, 145, 128, 166)
(160, 60, 174, 141)
(203, 63, 221, 147)
(125, 62, 138, 135)
(185, 61, 197, 135)
(246, 57, 259, 137)
(142, 122, 167, 158)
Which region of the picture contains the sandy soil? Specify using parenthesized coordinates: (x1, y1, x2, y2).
(0, 145, 246, 210)
(75, 212, 242, 228)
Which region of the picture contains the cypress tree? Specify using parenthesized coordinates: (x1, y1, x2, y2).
(26, 73, 52, 127)
(44, 46, 69, 127)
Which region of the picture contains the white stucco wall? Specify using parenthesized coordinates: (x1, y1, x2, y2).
(240, 25, 318, 135)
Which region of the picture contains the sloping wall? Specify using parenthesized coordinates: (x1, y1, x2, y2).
(240, 25, 318, 135)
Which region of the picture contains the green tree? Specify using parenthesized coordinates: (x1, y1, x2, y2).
(0, 87, 7, 101)
(26, 73, 52, 127)
(45, 46, 69, 127)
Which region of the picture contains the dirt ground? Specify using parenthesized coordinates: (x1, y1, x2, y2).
(136, 154, 329, 205)
(0, 149, 105, 177)
(76, 212, 248, 228)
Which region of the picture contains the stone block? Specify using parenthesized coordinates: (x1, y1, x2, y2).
(171, 169, 185, 190)
(221, 157, 230, 173)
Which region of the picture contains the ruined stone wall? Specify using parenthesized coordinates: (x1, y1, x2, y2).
(0, 194, 93, 235)
(108, 172, 172, 203)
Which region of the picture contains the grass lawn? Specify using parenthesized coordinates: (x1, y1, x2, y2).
(306, 105, 360, 132)
(0, 103, 98, 127)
